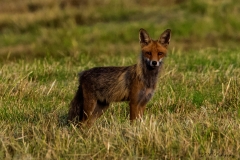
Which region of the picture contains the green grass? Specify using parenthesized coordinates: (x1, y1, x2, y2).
(0, 0, 240, 159)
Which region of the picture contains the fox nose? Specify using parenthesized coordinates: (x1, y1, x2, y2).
(152, 61, 157, 66)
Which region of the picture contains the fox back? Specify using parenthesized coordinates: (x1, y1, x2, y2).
(68, 28, 171, 126)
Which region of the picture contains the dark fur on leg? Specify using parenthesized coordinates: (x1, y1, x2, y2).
(68, 85, 84, 124)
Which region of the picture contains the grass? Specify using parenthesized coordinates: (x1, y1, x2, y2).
(0, 0, 240, 159)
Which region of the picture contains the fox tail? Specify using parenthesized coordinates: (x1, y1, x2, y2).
(68, 85, 84, 123)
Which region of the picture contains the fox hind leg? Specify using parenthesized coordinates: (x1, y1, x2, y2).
(81, 85, 110, 126)
(85, 100, 110, 127)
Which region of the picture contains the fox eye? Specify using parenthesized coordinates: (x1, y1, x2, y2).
(146, 52, 152, 55)
(158, 52, 163, 56)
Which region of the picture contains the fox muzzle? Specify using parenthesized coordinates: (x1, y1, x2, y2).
(149, 58, 163, 67)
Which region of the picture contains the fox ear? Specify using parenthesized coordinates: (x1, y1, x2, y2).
(139, 28, 151, 47)
(158, 29, 171, 47)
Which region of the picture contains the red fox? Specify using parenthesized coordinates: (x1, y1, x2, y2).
(68, 28, 171, 126)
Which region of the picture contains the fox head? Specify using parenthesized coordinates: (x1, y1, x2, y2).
(139, 28, 171, 69)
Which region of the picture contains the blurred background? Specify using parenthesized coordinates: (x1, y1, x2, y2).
(0, 0, 239, 60)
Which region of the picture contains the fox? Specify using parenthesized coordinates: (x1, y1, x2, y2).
(68, 28, 171, 127)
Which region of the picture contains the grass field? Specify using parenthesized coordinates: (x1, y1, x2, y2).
(0, 0, 240, 159)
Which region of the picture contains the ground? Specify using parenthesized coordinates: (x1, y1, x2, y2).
(0, 0, 239, 159)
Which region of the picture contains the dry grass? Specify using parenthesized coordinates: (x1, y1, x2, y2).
(1, 48, 240, 159)
(0, 0, 240, 159)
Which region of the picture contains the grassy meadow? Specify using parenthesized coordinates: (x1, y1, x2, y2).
(0, 0, 240, 159)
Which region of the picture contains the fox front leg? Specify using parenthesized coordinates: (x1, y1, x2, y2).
(129, 101, 146, 121)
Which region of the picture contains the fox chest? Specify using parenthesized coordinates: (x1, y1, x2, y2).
(138, 88, 154, 105)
